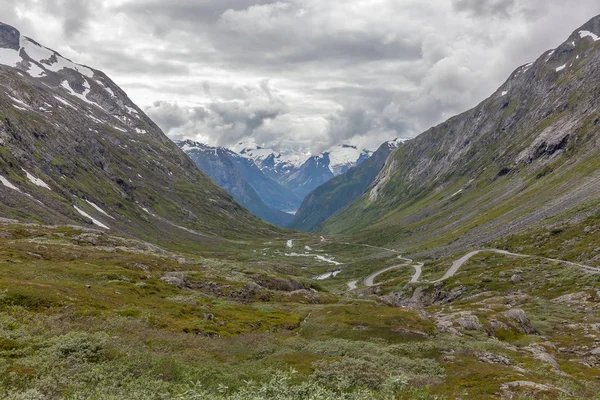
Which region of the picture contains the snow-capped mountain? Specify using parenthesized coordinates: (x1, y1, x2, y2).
(178, 140, 301, 226)
(232, 142, 372, 198)
(325, 144, 372, 175)
(233, 142, 306, 183)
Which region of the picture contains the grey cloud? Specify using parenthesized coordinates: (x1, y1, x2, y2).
(56, 0, 93, 37)
(117, 0, 283, 25)
(145, 101, 209, 133)
(327, 107, 377, 144)
(4, 0, 600, 155)
(91, 47, 191, 76)
(324, 106, 399, 151)
(452, 0, 516, 17)
(116, 0, 422, 68)
(144, 84, 290, 147)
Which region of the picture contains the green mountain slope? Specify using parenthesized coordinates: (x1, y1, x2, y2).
(288, 141, 400, 231)
(0, 22, 278, 251)
(319, 16, 600, 259)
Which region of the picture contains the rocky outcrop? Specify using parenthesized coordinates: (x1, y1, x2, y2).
(477, 351, 513, 365)
(523, 342, 565, 375)
(503, 309, 536, 334)
(435, 311, 484, 335)
(381, 282, 467, 308)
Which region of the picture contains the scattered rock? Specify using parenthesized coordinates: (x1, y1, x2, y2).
(392, 327, 430, 338)
(245, 282, 263, 294)
(510, 274, 522, 283)
(73, 234, 100, 246)
(203, 313, 214, 321)
(524, 343, 565, 375)
(504, 309, 536, 334)
(477, 351, 513, 365)
(456, 314, 484, 331)
(160, 272, 188, 289)
(490, 319, 509, 332)
(500, 381, 570, 396)
(385, 284, 468, 308)
(134, 263, 151, 272)
(552, 292, 592, 304)
(436, 311, 484, 334)
(258, 277, 304, 292)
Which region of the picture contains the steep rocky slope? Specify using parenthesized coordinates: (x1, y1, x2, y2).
(0, 22, 277, 250)
(178, 140, 294, 226)
(289, 139, 403, 231)
(319, 16, 600, 259)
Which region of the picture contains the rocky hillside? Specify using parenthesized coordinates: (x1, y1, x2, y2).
(289, 139, 404, 231)
(0, 22, 277, 250)
(319, 16, 600, 260)
(178, 140, 295, 226)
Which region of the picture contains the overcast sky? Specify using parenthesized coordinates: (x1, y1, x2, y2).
(2, 0, 600, 155)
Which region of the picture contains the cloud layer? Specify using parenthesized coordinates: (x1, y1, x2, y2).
(2, 0, 600, 154)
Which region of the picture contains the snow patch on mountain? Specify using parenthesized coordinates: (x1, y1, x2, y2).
(22, 169, 51, 190)
(74, 205, 110, 229)
(0, 47, 20, 67)
(8, 95, 31, 110)
(84, 199, 115, 220)
(20, 36, 94, 78)
(0, 175, 21, 192)
(387, 137, 409, 148)
(60, 80, 99, 108)
(579, 30, 600, 42)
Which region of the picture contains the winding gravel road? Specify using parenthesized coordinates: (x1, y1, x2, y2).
(434, 249, 527, 282)
(346, 247, 600, 290)
(363, 258, 423, 287)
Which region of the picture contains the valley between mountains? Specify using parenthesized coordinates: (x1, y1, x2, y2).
(0, 13, 599, 400)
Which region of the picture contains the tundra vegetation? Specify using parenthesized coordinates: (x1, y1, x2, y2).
(0, 223, 599, 399)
